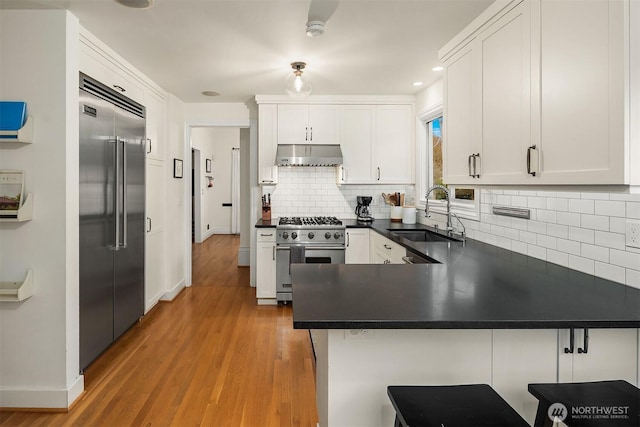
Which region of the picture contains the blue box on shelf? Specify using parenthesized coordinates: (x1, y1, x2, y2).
(0, 101, 27, 138)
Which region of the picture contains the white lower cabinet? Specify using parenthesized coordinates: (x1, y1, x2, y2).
(345, 229, 370, 264)
(492, 328, 640, 424)
(145, 160, 165, 312)
(370, 231, 405, 264)
(256, 229, 276, 303)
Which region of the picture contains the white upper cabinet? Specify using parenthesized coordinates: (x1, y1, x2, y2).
(145, 90, 166, 161)
(440, 0, 638, 186)
(340, 105, 375, 183)
(374, 105, 414, 184)
(258, 104, 278, 185)
(277, 104, 340, 145)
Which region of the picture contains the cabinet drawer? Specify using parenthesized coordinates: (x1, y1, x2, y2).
(370, 231, 405, 262)
(257, 230, 276, 242)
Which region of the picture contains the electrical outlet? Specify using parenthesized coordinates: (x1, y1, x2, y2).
(626, 220, 640, 249)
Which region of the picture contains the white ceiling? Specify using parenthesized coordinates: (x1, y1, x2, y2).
(1, 0, 492, 103)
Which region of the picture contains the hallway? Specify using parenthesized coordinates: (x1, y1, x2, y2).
(1, 235, 318, 426)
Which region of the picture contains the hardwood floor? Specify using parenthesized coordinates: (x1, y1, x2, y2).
(1, 235, 318, 427)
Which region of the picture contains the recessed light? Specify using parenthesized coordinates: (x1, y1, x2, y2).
(114, 0, 153, 9)
(412, 81, 424, 87)
(202, 91, 221, 97)
(432, 66, 444, 72)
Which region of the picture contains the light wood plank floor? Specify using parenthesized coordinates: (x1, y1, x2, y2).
(1, 235, 318, 426)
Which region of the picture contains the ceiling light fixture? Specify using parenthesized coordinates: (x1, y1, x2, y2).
(432, 66, 444, 72)
(306, 21, 325, 38)
(202, 90, 220, 97)
(285, 62, 312, 98)
(413, 81, 424, 87)
(114, 0, 154, 8)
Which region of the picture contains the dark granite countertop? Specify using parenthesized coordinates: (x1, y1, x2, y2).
(255, 219, 277, 228)
(292, 219, 640, 329)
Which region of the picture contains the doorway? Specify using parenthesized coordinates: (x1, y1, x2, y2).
(192, 148, 202, 243)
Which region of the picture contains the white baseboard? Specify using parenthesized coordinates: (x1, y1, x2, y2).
(257, 298, 277, 306)
(161, 279, 186, 302)
(238, 246, 250, 266)
(0, 375, 84, 409)
(201, 228, 232, 241)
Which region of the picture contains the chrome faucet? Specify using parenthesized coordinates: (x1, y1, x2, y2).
(425, 185, 452, 231)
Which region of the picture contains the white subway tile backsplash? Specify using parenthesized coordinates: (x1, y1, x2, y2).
(528, 244, 547, 260)
(520, 231, 537, 245)
(594, 231, 626, 250)
(568, 255, 595, 275)
(537, 234, 557, 250)
(626, 269, 640, 289)
(580, 243, 609, 262)
(557, 212, 581, 227)
(547, 250, 569, 267)
(568, 199, 594, 214)
(627, 202, 640, 219)
(528, 221, 547, 235)
(511, 240, 528, 254)
(581, 192, 610, 200)
(527, 197, 547, 209)
(610, 193, 640, 202)
(496, 195, 512, 205)
(547, 198, 568, 211)
(537, 210, 557, 224)
(580, 214, 610, 231)
(594, 200, 626, 217)
(556, 191, 581, 199)
(610, 249, 640, 271)
(547, 224, 569, 239)
(610, 217, 627, 234)
(511, 195, 528, 207)
(557, 239, 581, 256)
(568, 227, 595, 244)
(594, 262, 626, 283)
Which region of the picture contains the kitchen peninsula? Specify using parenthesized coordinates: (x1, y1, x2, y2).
(292, 221, 640, 427)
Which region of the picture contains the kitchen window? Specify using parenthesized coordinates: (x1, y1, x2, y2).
(417, 108, 479, 221)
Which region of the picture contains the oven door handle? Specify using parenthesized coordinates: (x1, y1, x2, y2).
(276, 246, 346, 251)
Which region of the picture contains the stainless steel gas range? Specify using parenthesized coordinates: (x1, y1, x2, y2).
(276, 216, 346, 303)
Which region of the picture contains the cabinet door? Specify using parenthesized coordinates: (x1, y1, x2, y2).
(258, 104, 278, 185)
(492, 329, 558, 425)
(443, 44, 478, 185)
(145, 161, 165, 311)
(345, 229, 370, 264)
(308, 105, 340, 144)
(145, 90, 166, 161)
(277, 104, 309, 144)
(538, 0, 625, 184)
(374, 105, 414, 184)
(145, 230, 165, 312)
(146, 160, 165, 235)
(340, 105, 374, 183)
(256, 231, 276, 299)
(559, 328, 638, 384)
(478, 2, 532, 183)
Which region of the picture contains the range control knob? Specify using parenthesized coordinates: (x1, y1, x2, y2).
(291, 232, 298, 240)
(282, 231, 289, 240)
(334, 232, 341, 239)
(325, 232, 332, 240)
(308, 232, 315, 239)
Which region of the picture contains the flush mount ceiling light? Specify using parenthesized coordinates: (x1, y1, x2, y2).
(306, 21, 325, 38)
(201, 90, 220, 97)
(432, 66, 444, 72)
(114, 0, 154, 8)
(285, 62, 312, 98)
(413, 81, 424, 87)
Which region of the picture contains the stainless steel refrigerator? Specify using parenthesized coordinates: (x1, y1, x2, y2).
(79, 72, 145, 370)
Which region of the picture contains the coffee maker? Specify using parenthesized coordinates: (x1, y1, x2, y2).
(355, 196, 374, 222)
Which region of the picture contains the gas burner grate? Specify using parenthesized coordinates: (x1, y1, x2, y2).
(278, 216, 343, 226)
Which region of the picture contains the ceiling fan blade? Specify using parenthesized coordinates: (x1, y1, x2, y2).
(307, 0, 339, 23)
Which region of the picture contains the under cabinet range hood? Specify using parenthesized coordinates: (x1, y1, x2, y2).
(276, 144, 343, 167)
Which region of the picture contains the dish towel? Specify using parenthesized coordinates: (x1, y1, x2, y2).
(289, 246, 306, 264)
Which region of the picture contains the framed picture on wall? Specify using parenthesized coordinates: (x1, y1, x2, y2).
(206, 158, 212, 173)
(173, 158, 183, 178)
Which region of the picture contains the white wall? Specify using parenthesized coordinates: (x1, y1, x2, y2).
(162, 93, 187, 300)
(239, 128, 251, 266)
(0, 10, 83, 408)
(191, 127, 240, 236)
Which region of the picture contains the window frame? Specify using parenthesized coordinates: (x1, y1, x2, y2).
(417, 106, 480, 222)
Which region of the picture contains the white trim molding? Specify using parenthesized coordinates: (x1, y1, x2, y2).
(0, 375, 84, 409)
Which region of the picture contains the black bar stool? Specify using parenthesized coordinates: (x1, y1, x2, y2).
(528, 380, 640, 427)
(387, 384, 529, 427)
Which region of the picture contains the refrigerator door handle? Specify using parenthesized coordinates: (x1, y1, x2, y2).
(112, 137, 121, 251)
(121, 138, 128, 249)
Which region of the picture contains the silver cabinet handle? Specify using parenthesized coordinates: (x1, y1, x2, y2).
(346, 232, 350, 247)
(272, 245, 276, 261)
(401, 256, 414, 264)
(277, 246, 346, 251)
(472, 153, 481, 178)
(261, 179, 274, 183)
(113, 84, 125, 93)
(310, 127, 313, 141)
(527, 145, 539, 177)
(341, 166, 345, 182)
(383, 244, 392, 250)
(147, 217, 152, 233)
(260, 233, 274, 237)
(377, 167, 381, 181)
(468, 154, 473, 177)
(121, 139, 128, 248)
(146, 138, 152, 154)
(305, 127, 308, 141)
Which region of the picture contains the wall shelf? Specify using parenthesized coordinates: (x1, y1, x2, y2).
(0, 193, 33, 222)
(0, 116, 34, 144)
(0, 269, 33, 302)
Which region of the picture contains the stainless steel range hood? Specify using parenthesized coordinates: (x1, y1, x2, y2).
(275, 144, 343, 167)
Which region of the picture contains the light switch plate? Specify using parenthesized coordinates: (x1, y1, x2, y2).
(626, 220, 640, 249)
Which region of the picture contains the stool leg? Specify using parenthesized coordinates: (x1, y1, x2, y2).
(533, 403, 554, 427)
(394, 415, 401, 427)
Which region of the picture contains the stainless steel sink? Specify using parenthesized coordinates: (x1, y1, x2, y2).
(389, 229, 462, 243)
